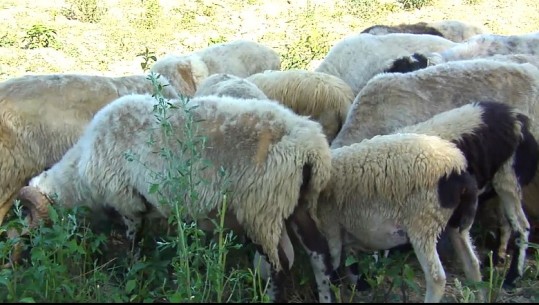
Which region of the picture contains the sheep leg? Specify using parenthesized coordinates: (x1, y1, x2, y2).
(495, 203, 512, 266)
(288, 207, 335, 303)
(492, 167, 530, 286)
(121, 214, 143, 260)
(410, 237, 446, 303)
(252, 245, 288, 302)
(446, 226, 485, 301)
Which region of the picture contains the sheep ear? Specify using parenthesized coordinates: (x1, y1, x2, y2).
(177, 62, 197, 96)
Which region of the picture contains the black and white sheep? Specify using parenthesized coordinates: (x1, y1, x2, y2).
(245, 69, 354, 143)
(361, 20, 485, 42)
(13, 92, 334, 303)
(395, 101, 539, 286)
(0, 72, 179, 226)
(313, 132, 482, 303)
(330, 59, 539, 286)
(313, 32, 456, 97)
(150, 39, 281, 97)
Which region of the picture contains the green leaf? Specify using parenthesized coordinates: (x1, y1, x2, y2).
(168, 292, 183, 303)
(149, 183, 160, 194)
(345, 255, 358, 267)
(125, 279, 137, 293)
(19, 297, 36, 303)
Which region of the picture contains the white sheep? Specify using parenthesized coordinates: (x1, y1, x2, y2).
(13, 93, 334, 303)
(361, 20, 485, 42)
(314, 132, 483, 303)
(332, 59, 539, 149)
(193, 73, 268, 100)
(150, 39, 281, 97)
(386, 52, 539, 74)
(0, 72, 179, 226)
(314, 32, 457, 96)
(413, 32, 539, 67)
(394, 101, 539, 287)
(331, 59, 539, 286)
(245, 69, 354, 143)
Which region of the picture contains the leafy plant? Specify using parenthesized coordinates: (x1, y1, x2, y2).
(398, 0, 433, 10)
(22, 24, 59, 49)
(137, 47, 157, 72)
(61, 0, 108, 23)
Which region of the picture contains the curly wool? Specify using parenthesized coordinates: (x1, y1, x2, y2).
(194, 73, 268, 100)
(246, 69, 354, 142)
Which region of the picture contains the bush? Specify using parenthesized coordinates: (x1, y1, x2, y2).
(21, 24, 60, 49)
(61, 0, 108, 23)
(398, 0, 433, 10)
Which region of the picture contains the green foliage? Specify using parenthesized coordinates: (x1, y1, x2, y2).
(21, 24, 59, 49)
(344, 250, 420, 302)
(398, 0, 433, 10)
(0, 32, 17, 47)
(140, 0, 163, 30)
(137, 47, 157, 72)
(61, 0, 108, 23)
(463, 0, 482, 4)
(344, 0, 400, 20)
(280, 8, 332, 70)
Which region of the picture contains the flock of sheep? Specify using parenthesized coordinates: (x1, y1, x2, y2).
(1, 18, 539, 303)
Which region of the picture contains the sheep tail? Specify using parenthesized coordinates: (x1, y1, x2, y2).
(300, 150, 332, 229)
(439, 171, 479, 232)
(513, 113, 539, 186)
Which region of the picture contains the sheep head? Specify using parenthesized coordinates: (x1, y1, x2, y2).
(16, 186, 53, 228)
(1, 186, 53, 269)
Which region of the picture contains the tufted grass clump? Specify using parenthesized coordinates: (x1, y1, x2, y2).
(61, 0, 108, 23)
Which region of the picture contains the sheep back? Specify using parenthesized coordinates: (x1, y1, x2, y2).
(194, 73, 268, 100)
(198, 40, 282, 77)
(331, 58, 539, 149)
(361, 22, 445, 37)
(426, 20, 486, 43)
(246, 69, 354, 142)
(326, 133, 467, 207)
(315, 33, 456, 96)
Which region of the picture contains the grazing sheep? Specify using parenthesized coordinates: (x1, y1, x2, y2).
(314, 132, 482, 303)
(314, 33, 456, 96)
(361, 20, 485, 42)
(0, 72, 179, 226)
(427, 20, 486, 43)
(13, 93, 333, 303)
(193, 73, 268, 100)
(330, 59, 539, 286)
(387, 52, 539, 74)
(150, 40, 281, 97)
(332, 59, 539, 149)
(395, 101, 539, 286)
(433, 32, 539, 63)
(361, 22, 445, 37)
(384, 32, 539, 73)
(245, 69, 355, 143)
